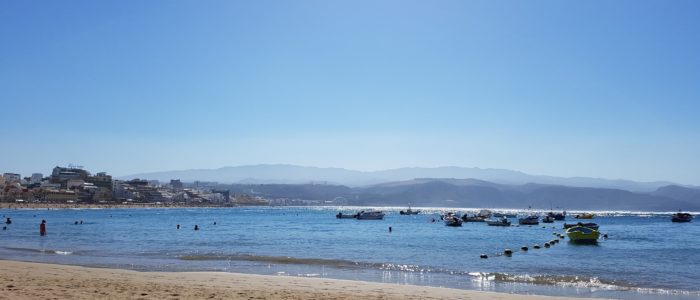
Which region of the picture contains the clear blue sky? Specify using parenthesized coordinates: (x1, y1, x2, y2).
(1, 1, 699, 184)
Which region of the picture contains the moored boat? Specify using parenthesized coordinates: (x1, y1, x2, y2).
(566, 225, 600, 243)
(399, 205, 420, 215)
(518, 215, 539, 225)
(336, 212, 357, 219)
(485, 217, 511, 226)
(672, 212, 693, 223)
(575, 213, 595, 219)
(563, 222, 599, 230)
(547, 211, 566, 220)
(461, 214, 486, 222)
(356, 210, 385, 220)
(443, 212, 463, 227)
(542, 215, 555, 223)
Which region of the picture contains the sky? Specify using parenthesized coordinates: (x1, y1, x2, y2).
(1, 0, 699, 184)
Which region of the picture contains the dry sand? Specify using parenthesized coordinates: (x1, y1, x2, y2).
(0, 260, 587, 300)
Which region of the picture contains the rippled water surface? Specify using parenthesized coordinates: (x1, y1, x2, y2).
(1, 207, 698, 299)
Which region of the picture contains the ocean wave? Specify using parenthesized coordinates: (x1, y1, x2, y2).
(467, 272, 700, 296)
(3, 246, 74, 255)
(179, 254, 371, 269)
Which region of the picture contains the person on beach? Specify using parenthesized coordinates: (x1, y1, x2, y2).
(40, 220, 47, 236)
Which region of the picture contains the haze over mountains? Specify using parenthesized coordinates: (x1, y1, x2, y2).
(124, 164, 681, 192)
(123, 165, 700, 211)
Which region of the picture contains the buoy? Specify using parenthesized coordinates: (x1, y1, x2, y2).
(504, 249, 513, 256)
(544, 243, 550, 248)
(553, 232, 558, 235)
(603, 234, 608, 239)
(553, 239, 559, 243)
(521, 246, 528, 251)
(533, 244, 541, 249)
(559, 235, 565, 239)
(480, 254, 488, 259)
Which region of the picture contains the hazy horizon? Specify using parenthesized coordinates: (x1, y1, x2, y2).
(2, 1, 699, 184)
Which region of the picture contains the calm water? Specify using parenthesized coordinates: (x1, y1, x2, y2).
(1, 207, 698, 299)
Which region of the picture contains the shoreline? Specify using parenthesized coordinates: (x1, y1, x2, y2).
(0, 202, 241, 210)
(0, 259, 587, 300)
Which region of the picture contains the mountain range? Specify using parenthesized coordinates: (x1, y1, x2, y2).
(217, 178, 700, 211)
(123, 164, 684, 192)
(122, 165, 700, 211)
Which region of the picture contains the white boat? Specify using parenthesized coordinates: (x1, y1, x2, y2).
(485, 217, 511, 226)
(356, 210, 385, 220)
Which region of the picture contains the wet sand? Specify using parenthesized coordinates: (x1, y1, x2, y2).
(0, 260, 586, 300)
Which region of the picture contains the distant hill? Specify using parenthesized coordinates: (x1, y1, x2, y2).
(123, 164, 683, 192)
(210, 178, 700, 211)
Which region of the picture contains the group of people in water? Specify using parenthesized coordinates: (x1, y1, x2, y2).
(2, 215, 218, 236)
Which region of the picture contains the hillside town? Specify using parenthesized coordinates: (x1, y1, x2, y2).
(0, 166, 269, 206)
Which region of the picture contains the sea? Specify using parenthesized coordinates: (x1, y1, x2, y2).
(1, 206, 698, 299)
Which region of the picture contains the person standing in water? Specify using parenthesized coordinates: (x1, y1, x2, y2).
(39, 220, 47, 236)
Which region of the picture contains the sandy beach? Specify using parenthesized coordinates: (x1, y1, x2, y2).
(0, 260, 587, 300)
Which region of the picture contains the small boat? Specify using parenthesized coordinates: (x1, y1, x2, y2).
(518, 215, 539, 225)
(575, 213, 595, 219)
(356, 210, 385, 220)
(672, 212, 693, 223)
(566, 225, 600, 243)
(443, 212, 463, 227)
(336, 212, 357, 219)
(399, 205, 420, 215)
(547, 211, 566, 220)
(563, 222, 599, 230)
(542, 215, 555, 223)
(485, 217, 511, 226)
(461, 214, 486, 222)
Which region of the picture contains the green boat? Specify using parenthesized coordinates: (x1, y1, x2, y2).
(566, 225, 600, 243)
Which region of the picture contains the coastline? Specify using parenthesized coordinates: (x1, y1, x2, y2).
(0, 202, 237, 210)
(0, 259, 587, 300)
